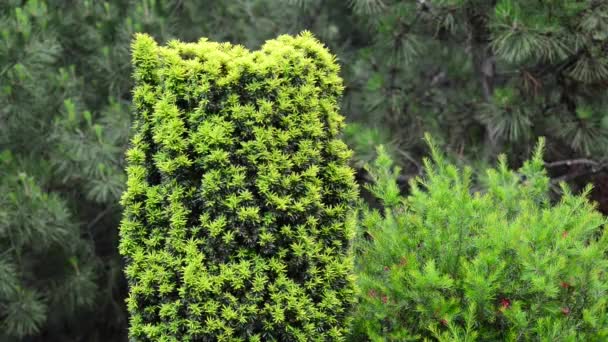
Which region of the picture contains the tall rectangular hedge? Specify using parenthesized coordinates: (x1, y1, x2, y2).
(119, 32, 358, 341)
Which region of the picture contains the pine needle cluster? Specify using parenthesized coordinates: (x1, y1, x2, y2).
(346, 0, 608, 160)
(353, 136, 608, 340)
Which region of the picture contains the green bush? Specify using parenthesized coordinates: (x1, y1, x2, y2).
(353, 136, 608, 341)
(119, 32, 358, 341)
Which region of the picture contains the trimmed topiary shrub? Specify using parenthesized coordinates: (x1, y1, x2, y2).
(353, 136, 608, 341)
(119, 32, 358, 341)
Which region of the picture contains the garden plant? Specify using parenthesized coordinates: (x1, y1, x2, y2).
(120, 32, 358, 341)
(353, 136, 608, 341)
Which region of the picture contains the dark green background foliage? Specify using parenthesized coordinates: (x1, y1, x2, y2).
(2, 0, 608, 341)
(121, 33, 358, 341)
(354, 139, 608, 340)
(345, 0, 608, 161)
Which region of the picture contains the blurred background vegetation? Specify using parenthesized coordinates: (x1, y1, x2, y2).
(1, 0, 608, 340)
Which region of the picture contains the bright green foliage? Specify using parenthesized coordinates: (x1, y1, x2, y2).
(353, 136, 608, 341)
(120, 32, 358, 341)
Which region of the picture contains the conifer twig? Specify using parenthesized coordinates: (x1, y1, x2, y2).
(550, 162, 608, 183)
(545, 158, 600, 168)
(87, 205, 115, 231)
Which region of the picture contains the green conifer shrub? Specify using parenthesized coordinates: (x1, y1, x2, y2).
(120, 32, 358, 341)
(353, 136, 608, 341)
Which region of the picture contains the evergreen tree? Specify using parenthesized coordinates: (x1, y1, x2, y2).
(0, 1, 123, 340)
(353, 136, 608, 340)
(120, 32, 358, 341)
(0, 155, 96, 340)
(344, 0, 608, 180)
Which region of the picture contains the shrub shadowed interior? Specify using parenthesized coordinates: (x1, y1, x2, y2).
(353, 136, 608, 341)
(119, 32, 358, 341)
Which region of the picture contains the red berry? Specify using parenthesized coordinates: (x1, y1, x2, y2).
(561, 307, 570, 315)
(560, 281, 570, 289)
(439, 318, 448, 326)
(381, 295, 388, 304)
(500, 298, 511, 309)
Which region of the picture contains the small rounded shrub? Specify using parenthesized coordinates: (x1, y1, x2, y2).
(353, 137, 608, 341)
(119, 32, 358, 341)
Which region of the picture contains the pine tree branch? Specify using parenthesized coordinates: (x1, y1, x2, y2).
(0, 62, 15, 79)
(169, 0, 184, 18)
(545, 158, 600, 168)
(466, 4, 500, 155)
(356, 165, 413, 185)
(533, 49, 585, 79)
(0, 247, 14, 259)
(87, 205, 115, 231)
(467, 7, 495, 102)
(396, 148, 423, 172)
(550, 162, 608, 183)
(385, 8, 423, 122)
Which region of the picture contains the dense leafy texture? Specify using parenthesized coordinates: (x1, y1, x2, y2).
(120, 32, 358, 341)
(353, 137, 608, 341)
